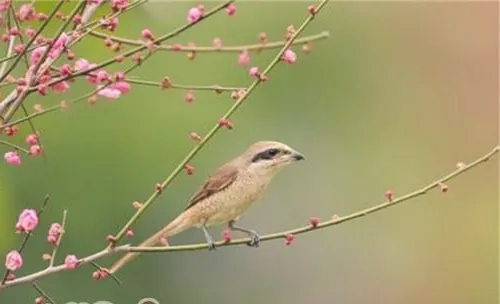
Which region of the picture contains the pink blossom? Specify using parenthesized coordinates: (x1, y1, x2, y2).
(238, 50, 250, 65)
(96, 70, 109, 82)
(59, 64, 72, 76)
(4, 152, 21, 166)
(282, 49, 297, 64)
(18, 4, 36, 21)
(30, 46, 47, 66)
(113, 81, 130, 93)
(97, 87, 121, 99)
(50, 81, 70, 93)
(0, 1, 8, 13)
(187, 7, 202, 23)
(5, 251, 23, 271)
(49, 33, 68, 59)
(47, 223, 62, 245)
(25, 28, 35, 38)
(111, 0, 128, 10)
(225, 3, 236, 16)
(73, 58, 90, 71)
(64, 255, 78, 269)
(16, 209, 38, 232)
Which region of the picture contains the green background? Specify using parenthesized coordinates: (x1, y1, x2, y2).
(0, 1, 498, 304)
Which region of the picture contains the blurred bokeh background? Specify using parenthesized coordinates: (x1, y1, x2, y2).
(0, 1, 498, 304)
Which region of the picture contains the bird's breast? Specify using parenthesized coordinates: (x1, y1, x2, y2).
(200, 173, 273, 225)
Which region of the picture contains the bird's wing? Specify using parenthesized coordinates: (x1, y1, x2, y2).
(184, 162, 239, 210)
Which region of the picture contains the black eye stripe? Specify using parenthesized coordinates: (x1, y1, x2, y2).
(251, 148, 282, 163)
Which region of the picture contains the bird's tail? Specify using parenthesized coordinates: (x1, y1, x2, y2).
(109, 212, 193, 274)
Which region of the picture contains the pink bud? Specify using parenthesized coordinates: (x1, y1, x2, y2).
(385, 190, 393, 202)
(284, 233, 295, 245)
(64, 255, 78, 269)
(25, 28, 35, 38)
(184, 164, 195, 175)
(5, 251, 23, 271)
(223, 229, 231, 242)
(73, 58, 90, 71)
(30, 46, 47, 66)
(47, 223, 62, 245)
(238, 50, 250, 65)
(49, 32, 68, 59)
(59, 64, 72, 76)
(25, 133, 39, 145)
(187, 7, 202, 23)
(212, 37, 223, 49)
(50, 81, 69, 94)
(141, 28, 154, 40)
(28, 144, 43, 156)
(16, 209, 38, 232)
(225, 3, 236, 16)
(309, 216, 319, 227)
(4, 152, 21, 165)
(248, 66, 260, 77)
(112, 81, 130, 93)
(189, 132, 202, 142)
(96, 70, 109, 82)
(281, 49, 297, 64)
(18, 4, 36, 21)
(14, 44, 24, 55)
(8, 27, 19, 36)
(97, 87, 121, 99)
(184, 91, 194, 103)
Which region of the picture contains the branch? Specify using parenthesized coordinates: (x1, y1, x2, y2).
(88, 30, 330, 53)
(0, 145, 497, 289)
(108, 0, 330, 246)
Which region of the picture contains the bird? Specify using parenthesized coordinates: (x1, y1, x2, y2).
(109, 140, 305, 274)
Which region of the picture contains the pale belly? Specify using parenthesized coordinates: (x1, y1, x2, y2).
(192, 175, 271, 227)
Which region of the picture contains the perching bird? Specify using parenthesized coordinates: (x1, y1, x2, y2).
(109, 140, 305, 273)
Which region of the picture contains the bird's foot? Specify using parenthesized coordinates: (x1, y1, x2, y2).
(246, 230, 260, 247)
(207, 240, 217, 251)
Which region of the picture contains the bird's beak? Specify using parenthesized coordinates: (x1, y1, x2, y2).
(291, 151, 305, 161)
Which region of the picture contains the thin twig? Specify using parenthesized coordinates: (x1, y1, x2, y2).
(49, 210, 68, 267)
(109, 0, 330, 246)
(0, 145, 497, 290)
(0, 140, 29, 154)
(32, 282, 57, 304)
(89, 262, 122, 285)
(126, 78, 244, 92)
(88, 30, 330, 53)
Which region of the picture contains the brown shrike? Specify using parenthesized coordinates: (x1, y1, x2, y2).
(109, 140, 305, 273)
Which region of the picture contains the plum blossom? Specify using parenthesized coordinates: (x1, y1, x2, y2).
(5, 251, 23, 271)
(16, 209, 39, 232)
(4, 152, 21, 165)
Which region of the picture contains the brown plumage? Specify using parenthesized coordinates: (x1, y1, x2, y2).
(109, 140, 304, 274)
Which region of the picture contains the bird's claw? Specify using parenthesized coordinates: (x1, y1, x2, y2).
(207, 240, 217, 251)
(246, 230, 260, 247)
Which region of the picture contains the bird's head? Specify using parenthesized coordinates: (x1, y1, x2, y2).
(241, 140, 305, 175)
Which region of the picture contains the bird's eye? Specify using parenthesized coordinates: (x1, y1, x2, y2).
(251, 148, 282, 163)
(266, 148, 280, 157)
